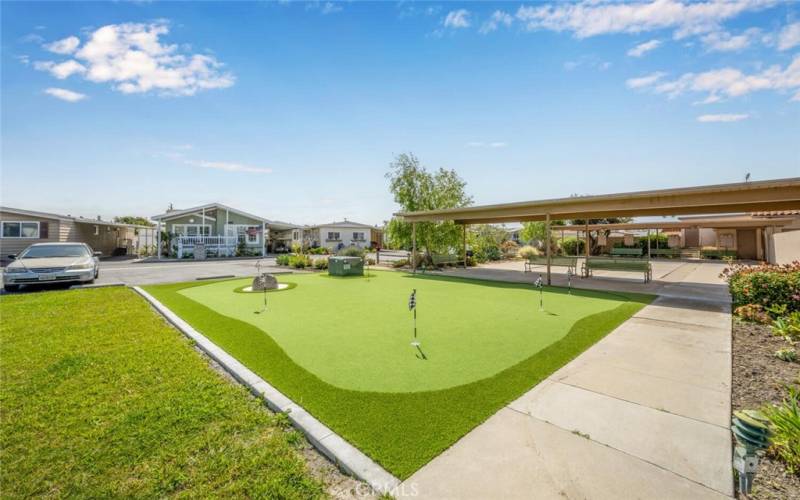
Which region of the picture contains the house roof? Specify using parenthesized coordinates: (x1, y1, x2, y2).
(310, 220, 376, 229)
(152, 202, 274, 224)
(0, 206, 151, 228)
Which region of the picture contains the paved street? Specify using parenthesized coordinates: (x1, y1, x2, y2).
(1, 256, 287, 292)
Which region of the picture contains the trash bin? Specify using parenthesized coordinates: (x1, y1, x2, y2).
(328, 256, 363, 276)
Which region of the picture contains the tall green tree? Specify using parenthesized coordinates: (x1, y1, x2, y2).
(385, 153, 472, 256)
(520, 220, 565, 246)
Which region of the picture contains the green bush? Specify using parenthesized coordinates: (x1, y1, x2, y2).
(560, 237, 585, 256)
(313, 257, 328, 270)
(276, 254, 290, 266)
(289, 255, 312, 269)
(291, 243, 302, 254)
(308, 247, 328, 255)
(771, 312, 800, 342)
(337, 246, 365, 257)
(518, 245, 540, 259)
(775, 348, 798, 362)
(763, 384, 800, 474)
(721, 261, 800, 313)
(392, 258, 408, 268)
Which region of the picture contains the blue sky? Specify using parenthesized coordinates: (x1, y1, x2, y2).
(2, 1, 799, 225)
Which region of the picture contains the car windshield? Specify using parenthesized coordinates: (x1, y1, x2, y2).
(19, 245, 90, 259)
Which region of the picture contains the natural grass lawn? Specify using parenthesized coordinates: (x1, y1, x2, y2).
(146, 271, 653, 478)
(0, 287, 325, 498)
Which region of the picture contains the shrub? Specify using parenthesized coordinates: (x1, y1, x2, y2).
(721, 261, 800, 313)
(308, 247, 328, 255)
(734, 304, 772, 324)
(291, 243, 302, 254)
(313, 257, 328, 270)
(763, 384, 800, 474)
(366, 257, 376, 265)
(775, 348, 798, 363)
(289, 255, 311, 269)
(276, 254, 290, 266)
(518, 245, 540, 260)
(560, 237, 585, 256)
(500, 240, 519, 258)
(771, 312, 800, 342)
(337, 246, 365, 257)
(392, 258, 408, 268)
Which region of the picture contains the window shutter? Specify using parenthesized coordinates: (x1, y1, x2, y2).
(40, 222, 49, 239)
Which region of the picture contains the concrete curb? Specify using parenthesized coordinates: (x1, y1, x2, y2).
(70, 282, 126, 289)
(131, 286, 400, 494)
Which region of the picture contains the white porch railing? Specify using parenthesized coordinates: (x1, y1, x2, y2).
(175, 235, 239, 258)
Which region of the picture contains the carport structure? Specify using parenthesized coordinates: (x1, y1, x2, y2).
(396, 177, 800, 284)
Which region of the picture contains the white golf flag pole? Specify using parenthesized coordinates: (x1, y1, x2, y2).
(535, 274, 543, 311)
(409, 289, 419, 346)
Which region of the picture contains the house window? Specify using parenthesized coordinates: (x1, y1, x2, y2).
(173, 224, 211, 236)
(94, 225, 100, 235)
(247, 227, 259, 243)
(293, 231, 299, 240)
(327, 232, 340, 241)
(352, 232, 365, 241)
(1, 221, 40, 238)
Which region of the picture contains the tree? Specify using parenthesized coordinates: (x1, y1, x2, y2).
(520, 220, 565, 247)
(385, 153, 472, 257)
(569, 217, 632, 255)
(114, 216, 154, 227)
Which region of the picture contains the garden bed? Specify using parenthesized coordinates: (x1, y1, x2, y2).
(731, 318, 800, 499)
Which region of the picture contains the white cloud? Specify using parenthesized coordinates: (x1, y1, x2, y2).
(778, 22, 800, 50)
(34, 60, 86, 79)
(444, 9, 471, 29)
(183, 159, 272, 174)
(480, 11, 513, 34)
(35, 21, 234, 97)
(700, 28, 760, 52)
(467, 141, 508, 148)
(44, 87, 87, 102)
(321, 2, 342, 15)
(627, 39, 662, 57)
(515, 0, 772, 39)
(697, 113, 749, 122)
(629, 55, 800, 102)
(44, 36, 80, 54)
(626, 71, 667, 89)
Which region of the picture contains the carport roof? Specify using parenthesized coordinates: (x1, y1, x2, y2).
(395, 178, 800, 224)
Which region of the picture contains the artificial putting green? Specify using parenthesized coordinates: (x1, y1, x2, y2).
(180, 272, 631, 392)
(145, 270, 652, 478)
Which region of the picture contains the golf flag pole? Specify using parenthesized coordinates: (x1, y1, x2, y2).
(535, 274, 544, 311)
(409, 289, 419, 346)
(567, 268, 572, 295)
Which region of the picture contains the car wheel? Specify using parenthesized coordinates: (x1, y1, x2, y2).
(3, 285, 20, 292)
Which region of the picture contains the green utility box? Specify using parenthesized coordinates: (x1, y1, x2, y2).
(328, 256, 364, 276)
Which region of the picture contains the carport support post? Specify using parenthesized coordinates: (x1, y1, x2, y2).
(647, 228, 651, 260)
(412, 222, 417, 274)
(156, 222, 161, 260)
(545, 213, 551, 285)
(262, 221, 266, 256)
(462, 223, 467, 269)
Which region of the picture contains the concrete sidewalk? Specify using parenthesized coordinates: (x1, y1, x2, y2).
(400, 292, 733, 499)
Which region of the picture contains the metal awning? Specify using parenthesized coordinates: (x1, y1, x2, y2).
(396, 178, 800, 224)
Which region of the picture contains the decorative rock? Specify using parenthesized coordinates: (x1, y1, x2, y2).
(252, 273, 278, 291)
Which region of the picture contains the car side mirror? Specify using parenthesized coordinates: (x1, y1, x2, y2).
(93, 251, 102, 257)
(7, 255, 15, 260)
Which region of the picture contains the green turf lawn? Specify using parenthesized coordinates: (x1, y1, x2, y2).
(0, 288, 325, 498)
(146, 270, 653, 479)
(182, 272, 631, 392)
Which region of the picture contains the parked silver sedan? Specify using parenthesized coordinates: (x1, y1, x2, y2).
(3, 243, 100, 292)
